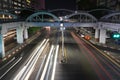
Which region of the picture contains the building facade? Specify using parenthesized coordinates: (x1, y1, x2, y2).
(76, 0, 120, 10)
(0, 0, 31, 11)
(97, 0, 120, 10)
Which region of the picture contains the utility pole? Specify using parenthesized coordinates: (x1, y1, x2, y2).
(60, 23, 65, 63)
(59, 17, 65, 63)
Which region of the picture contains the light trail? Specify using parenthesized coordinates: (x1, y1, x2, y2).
(40, 45, 54, 80)
(0, 57, 15, 70)
(21, 39, 49, 80)
(35, 55, 47, 80)
(51, 45, 59, 80)
(13, 66, 27, 80)
(0, 57, 22, 79)
(24, 39, 46, 66)
(46, 53, 53, 80)
(13, 39, 49, 80)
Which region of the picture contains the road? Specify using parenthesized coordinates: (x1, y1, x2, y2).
(55, 30, 120, 80)
(0, 27, 60, 80)
(0, 28, 48, 80)
(0, 28, 119, 80)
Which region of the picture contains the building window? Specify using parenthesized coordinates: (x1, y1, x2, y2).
(18, 3, 21, 6)
(14, 2, 17, 5)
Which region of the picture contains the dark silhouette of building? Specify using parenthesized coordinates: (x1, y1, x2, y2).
(45, 0, 76, 10)
(76, 0, 97, 10)
(31, 0, 45, 10)
(97, 0, 120, 10)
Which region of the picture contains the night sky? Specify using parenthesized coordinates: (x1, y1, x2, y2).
(45, 0, 76, 10)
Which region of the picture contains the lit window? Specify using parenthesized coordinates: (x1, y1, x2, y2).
(14, 2, 17, 5)
(18, 3, 21, 6)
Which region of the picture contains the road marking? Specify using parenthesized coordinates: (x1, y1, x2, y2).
(12, 51, 15, 54)
(8, 54, 11, 58)
(0, 57, 15, 70)
(2, 57, 7, 61)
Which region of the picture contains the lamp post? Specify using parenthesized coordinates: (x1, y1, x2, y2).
(60, 23, 65, 62)
(59, 17, 66, 63)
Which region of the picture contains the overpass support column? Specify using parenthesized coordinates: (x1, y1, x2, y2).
(16, 26, 24, 44)
(0, 27, 5, 58)
(99, 29, 106, 44)
(24, 27, 28, 39)
(95, 28, 99, 42)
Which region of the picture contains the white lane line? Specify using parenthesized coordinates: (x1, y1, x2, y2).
(51, 45, 59, 80)
(0, 57, 15, 70)
(35, 55, 47, 80)
(40, 45, 54, 80)
(0, 57, 22, 79)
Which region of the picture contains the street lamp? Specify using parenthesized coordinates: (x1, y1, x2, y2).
(60, 22, 65, 63)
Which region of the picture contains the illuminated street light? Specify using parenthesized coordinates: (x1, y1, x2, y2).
(2, 14, 5, 19)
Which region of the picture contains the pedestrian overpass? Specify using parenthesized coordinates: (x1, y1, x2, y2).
(0, 8, 120, 58)
(25, 11, 97, 27)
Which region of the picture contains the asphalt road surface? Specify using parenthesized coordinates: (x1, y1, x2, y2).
(0, 28, 119, 80)
(55, 30, 120, 80)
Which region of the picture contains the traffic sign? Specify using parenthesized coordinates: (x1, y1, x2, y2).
(112, 33, 120, 39)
